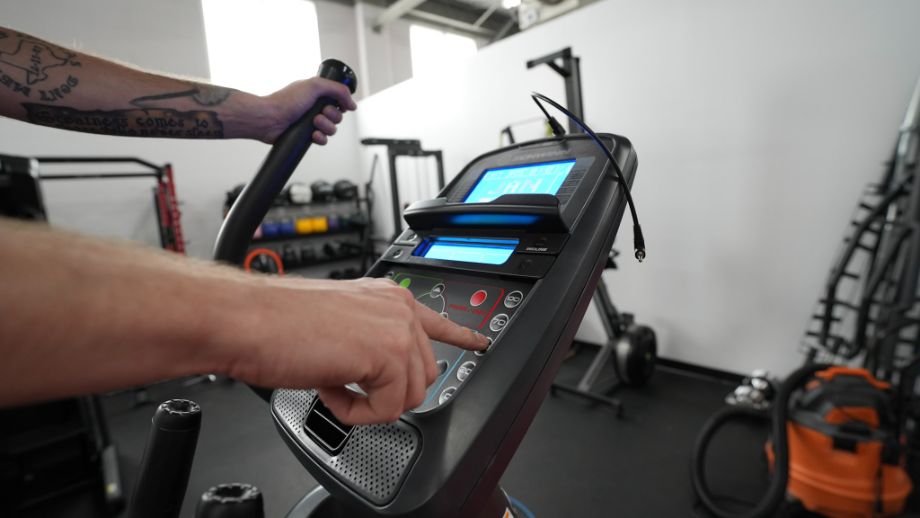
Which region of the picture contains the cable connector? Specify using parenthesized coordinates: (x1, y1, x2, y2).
(546, 117, 566, 137)
(633, 223, 646, 262)
(531, 92, 647, 263)
(532, 95, 567, 137)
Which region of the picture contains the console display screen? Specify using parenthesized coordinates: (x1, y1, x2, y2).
(419, 237, 518, 265)
(463, 159, 576, 203)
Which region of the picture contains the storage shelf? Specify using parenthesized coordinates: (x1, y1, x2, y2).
(251, 227, 363, 244)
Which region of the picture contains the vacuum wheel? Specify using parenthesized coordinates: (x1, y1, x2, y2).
(612, 324, 657, 386)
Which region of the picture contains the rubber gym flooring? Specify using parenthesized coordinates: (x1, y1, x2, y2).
(21, 344, 779, 518)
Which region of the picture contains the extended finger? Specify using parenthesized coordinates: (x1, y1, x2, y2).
(416, 302, 489, 350)
(413, 314, 438, 386)
(405, 334, 427, 410)
(332, 357, 406, 424)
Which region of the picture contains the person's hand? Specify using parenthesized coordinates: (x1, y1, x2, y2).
(219, 277, 489, 425)
(260, 77, 357, 145)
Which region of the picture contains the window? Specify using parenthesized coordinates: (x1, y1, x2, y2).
(409, 25, 478, 78)
(201, 0, 322, 95)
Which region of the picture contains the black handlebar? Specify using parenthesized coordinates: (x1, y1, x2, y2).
(130, 399, 203, 518)
(212, 59, 356, 401)
(213, 59, 357, 266)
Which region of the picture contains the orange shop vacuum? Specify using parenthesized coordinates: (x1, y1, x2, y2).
(691, 364, 914, 518)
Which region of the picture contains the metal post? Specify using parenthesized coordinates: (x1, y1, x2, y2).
(388, 149, 402, 240)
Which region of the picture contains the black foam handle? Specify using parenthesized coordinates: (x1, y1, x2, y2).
(196, 483, 264, 518)
(130, 399, 202, 518)
(213, 59, 357, 266)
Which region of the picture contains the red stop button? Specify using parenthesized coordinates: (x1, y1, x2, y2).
(470, 289, 488, 307)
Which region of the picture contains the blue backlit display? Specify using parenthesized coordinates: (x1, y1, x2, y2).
(464, 159, 576, 203)
(420, 237, 518, 265)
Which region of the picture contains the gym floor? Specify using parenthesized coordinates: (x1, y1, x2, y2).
(23, 344, 778, 518)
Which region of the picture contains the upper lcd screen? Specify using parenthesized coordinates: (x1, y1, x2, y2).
(463, 159, 576, 203)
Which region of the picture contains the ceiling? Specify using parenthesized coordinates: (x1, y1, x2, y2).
(354, 0, 522, 43)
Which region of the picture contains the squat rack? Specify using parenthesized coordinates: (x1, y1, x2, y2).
(360, 138, 445, 242)
(35, 156, 186, 254)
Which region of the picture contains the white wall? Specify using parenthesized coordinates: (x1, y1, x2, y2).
(0, 0, 364, 258)
(354, 0, 920, 375)
(354, 1, 415, 97)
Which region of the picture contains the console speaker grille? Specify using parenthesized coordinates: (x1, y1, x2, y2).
(272, 389, 420, 505)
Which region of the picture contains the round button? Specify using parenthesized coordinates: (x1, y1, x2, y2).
(489, 314, 509, 332)
(384, 271, 395, 279)
(392, 249, 403, 258)
(438, 387, 457, 405)
(504, 290, 524, 309)
(406, 232, 417, 241)
(470, 289, 488, 307)
(475, 337, 493, 356)
(457, 361, 476, 382)
(436, 359, 449, 376)
(430, 283, 445, 297)
(440, 312, 449, 318)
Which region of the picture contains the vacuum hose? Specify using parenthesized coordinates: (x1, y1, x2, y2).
(690, 363, 830, 518)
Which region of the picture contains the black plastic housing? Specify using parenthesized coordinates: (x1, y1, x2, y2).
(271, 134, 637, 517)
(130, 399, 202, 518)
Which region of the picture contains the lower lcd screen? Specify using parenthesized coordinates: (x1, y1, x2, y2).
(419, 237, 518, 265)
(463, 159, 576, 203)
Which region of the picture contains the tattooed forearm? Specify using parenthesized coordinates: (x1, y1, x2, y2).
(24, 103, 224, 138)
(0, 31, 81, 100)
(131, 83, 234, 108)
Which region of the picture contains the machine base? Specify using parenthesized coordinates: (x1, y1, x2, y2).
(285, 485, 530, 518)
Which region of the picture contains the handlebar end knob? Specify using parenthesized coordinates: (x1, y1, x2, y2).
(317, 59, 357, 94)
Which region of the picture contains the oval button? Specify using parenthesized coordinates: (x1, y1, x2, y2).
(504, 291, 524, 309)
(470, 289, 488, 307)
(438, 387, 457, 405)
(457, 361, 476, 382)
(489, 314, 509, 332)
(475, 337, 493, 356)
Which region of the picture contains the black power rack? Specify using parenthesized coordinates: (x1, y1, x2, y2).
(803, 76, 920, 380)
(35, 156, 186, 254)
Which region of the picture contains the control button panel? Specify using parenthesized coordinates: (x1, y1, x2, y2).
(385, 268, 530, 413)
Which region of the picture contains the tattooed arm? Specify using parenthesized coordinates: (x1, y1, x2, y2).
(0, 26, 356, 143)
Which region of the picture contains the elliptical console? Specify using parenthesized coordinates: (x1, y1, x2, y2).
(213, 58, 638, 518)
(272, 134, 637, 517)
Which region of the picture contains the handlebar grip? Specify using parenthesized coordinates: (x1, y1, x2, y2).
(213, 59, 357, 266)
(130, 399, 202, 518)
